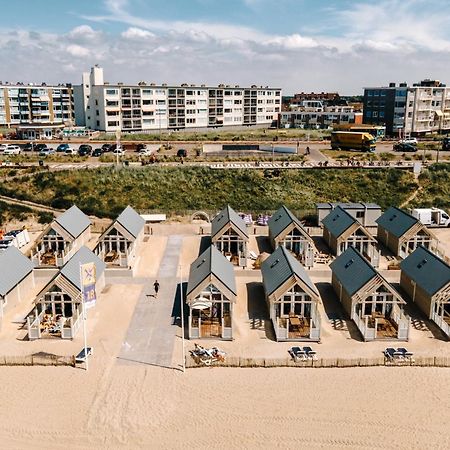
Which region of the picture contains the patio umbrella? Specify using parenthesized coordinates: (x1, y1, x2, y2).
(190, 296, 212, 310)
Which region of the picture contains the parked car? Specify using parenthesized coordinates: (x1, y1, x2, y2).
(177, 148, 187, 157)
(39, 148, 55, 156)
(0, 144, 8, 153)
(136, 143, 147, 152)
(57, 143, 72, 153)
(3, 145, 21, 155)
(64, 148, 77, 155)
(23, 142, 35, 151)
(35, 143, 49, 152)
(78, 144, 92, 156)
(101, 143, 112, 152)
(393, 142, 417, 152)
(92, 148, 103, 157)
(399, 138, 418, 145)
(112, 146, 125, 156)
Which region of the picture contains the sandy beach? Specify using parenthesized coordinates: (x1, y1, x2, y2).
(0, 364, 450, 449)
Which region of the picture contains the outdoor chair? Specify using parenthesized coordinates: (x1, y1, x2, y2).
(384, 347, 396, 360)
(397, 348, 414, 361)
(303, 346, 317, 360)
(289, 346, 306, 361)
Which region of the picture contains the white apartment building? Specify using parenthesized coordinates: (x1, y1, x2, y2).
(73, 66, 281, 132)
(0, 83, 74, 132)
(404, 80, 450, 135)
(279, 101, 361, 129)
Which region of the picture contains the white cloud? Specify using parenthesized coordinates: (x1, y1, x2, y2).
(66, 44, 91, 57)
(121, 27, 155, 40)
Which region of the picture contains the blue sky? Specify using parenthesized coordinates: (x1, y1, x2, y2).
(1, 0, 449, 93)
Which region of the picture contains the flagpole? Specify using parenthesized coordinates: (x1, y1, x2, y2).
(180, 264, 185, 373)
(80, 263, 88, 371)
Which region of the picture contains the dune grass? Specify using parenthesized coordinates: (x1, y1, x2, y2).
(0, 166, 422, 218)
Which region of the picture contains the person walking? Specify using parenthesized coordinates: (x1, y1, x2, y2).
(153, 280, 160, 298)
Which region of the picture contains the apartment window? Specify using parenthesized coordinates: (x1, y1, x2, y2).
(224, 91, 233, 96)
(132, 89, 140, 96)
(96, 109, 99, 116)
(142, 118, 155, 124)
(107, 121, 119, 126)
(367, 90, 373, 97)
(234, 99, 242, 105)
(142, 99, 154, 105)
(142, 89, 153, 95)
(234, 91, 242, 96)
(379, 111, 385, 118)
(186, 100, 195, 105)
(366, 111, 372, 118)
(373, 111, 378, 117)
(186, 109, 196, 114)
(155, 89, 165, 95)
(186, 90, 194, 96)
(142, 110, 154, 116)
(157, 100, 166, 105)
(186, 118, 196, 124)
(96, 120, 100, 126)
(224, 108, 232, 113)
(381, 91, 386, 96)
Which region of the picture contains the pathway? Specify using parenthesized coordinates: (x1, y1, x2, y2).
(118, 235, 183, 368)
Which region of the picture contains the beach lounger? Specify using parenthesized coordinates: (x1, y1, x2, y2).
(249, 251, 258, 260)
(76, 347, 93, 364)
(303, 346, 317, 359)
(289, 346, 306, 361)
(397, 348, 414, 361)
(384, 347, 396, 360)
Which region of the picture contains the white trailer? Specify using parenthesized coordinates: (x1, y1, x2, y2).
(411, 208, 450, 228)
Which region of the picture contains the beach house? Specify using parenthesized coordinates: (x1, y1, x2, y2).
(316, 202, 382, 227)
(323, 206, 379, 267)
(0, 247, 34, 318)
(261, 246, 321, 341)
(186, 246, 236, 340)
(94, 206, 145, 272)
(400, 246, 450, 337)
(30, 205, 91, 267)
(211, 205, 249, 267)
(330, 247, 410, 341)
(268, 205, 315, 268)
(376, 206, 434, 258)
(27, 246, 105, 340)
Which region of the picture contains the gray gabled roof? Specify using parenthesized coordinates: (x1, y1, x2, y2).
(400, 246, 450, 296)
(322, 206, 357, 239)
(187, 245, 236, 297)
(330, 246, 377, 296)
(0, 247, 33, 297)
(316, 202, 381, 210)
(261, 246, 318, 297)
(211, 205, 248, 240)
(55, 205, 91, 239)
(268, 205, 308, 239)
(116, 206, 145, 239)
(60, 246, 106, 291)
(376, 206, 418, 238)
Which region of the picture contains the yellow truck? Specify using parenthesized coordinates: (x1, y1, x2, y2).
(331, 131, 376, 152)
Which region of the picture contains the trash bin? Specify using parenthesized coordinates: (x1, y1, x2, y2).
(38, 160, 44, 167)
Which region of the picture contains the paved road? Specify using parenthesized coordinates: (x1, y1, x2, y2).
(118, 235, 183, 368)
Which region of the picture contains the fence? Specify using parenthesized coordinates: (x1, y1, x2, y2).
(0, 353, 75, 367)
(186, 355, 450, 369)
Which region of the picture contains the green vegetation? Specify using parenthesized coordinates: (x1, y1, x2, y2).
(94, 128, 330, 142)
(0, 201, 33, 226)
(412, 164, 450, 209)
(0, 166, 419, 218)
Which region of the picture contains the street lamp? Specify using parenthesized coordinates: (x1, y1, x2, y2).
(179, 264, 186, 373)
